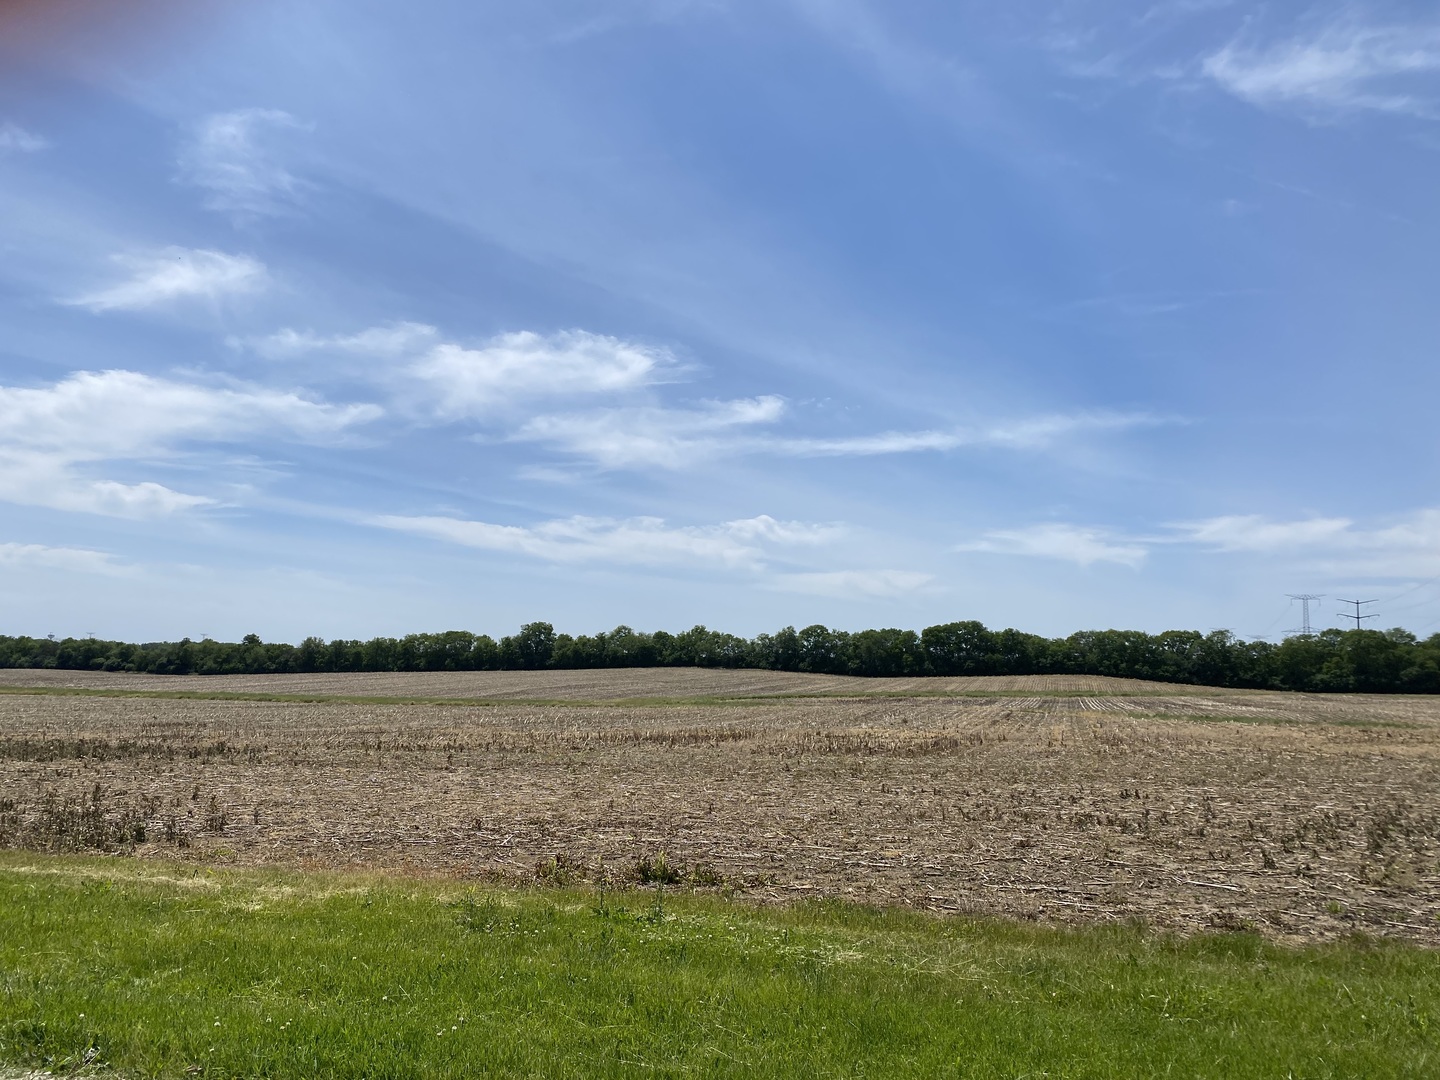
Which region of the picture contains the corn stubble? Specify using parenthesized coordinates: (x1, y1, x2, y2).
(1, 671, 1437, 943)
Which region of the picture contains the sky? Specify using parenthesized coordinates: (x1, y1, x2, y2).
(1, 0, 1438, 644)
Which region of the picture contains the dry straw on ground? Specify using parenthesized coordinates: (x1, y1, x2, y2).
(1, 669, 1437, 943)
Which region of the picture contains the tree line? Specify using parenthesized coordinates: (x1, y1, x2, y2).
(2, 621, 1438, 693)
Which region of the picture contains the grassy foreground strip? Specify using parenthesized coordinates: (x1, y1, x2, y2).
(1, 857, 1435, 1079)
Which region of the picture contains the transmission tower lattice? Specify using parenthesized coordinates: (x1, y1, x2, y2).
(1287, 594, 1324, 636)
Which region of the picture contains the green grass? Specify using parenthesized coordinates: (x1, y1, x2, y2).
(1, 855, 1436, 1078)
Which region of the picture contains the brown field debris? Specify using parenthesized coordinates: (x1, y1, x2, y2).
(1, 669, 1437, 944)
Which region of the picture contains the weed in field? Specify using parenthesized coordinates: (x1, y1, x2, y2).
(534, 853, 585, 886)
(689, 862, 725, 886)
(0, 786, 149, 853)
(453, 888, 558, 937)
(162, 814, 188, 847)
(453, 889, 505, 933)
(634, 851, 683, 885)
(204, 795, 228, 833)
(1366, 802, 1407, 855)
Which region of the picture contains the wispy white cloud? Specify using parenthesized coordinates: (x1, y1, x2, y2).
(242, 320, 1167, 474)
(371, 512, 838, 570)
(787, 0, 1104, 183)
(1170, 514, 1354, 552)
(0, 370, 378, 457)
(518, 402, 1166, 469)
(413, 330, 679, 417)
(787, 0, 984, 122)
(1037, 0, 1236, 82)
(1171, 510, 1440, 577)
(0, 542, 127, 576)
(776, 411, 1167, 457)
(0, 459, 216, 518)
(0, 121, 48, 153)
(67, 248, 267, 312)
(771, 569, 934, 598)
(770, 430, 966, 456)
(246, 322, 440, 360)
(958, 523, 1149, 568)
(179, 108, 311, 219)
(1046, 289, 1258, 321)
(0, 370, 381, 518)
(514, 396, 785, 468)
(254, 323, 681, 412)
(1204, 19, 1440, 116)
(962, 509, 1440, 579)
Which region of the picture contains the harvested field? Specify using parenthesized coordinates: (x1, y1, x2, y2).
(0, 667, 1218, 699)
(1, 669, 1437, 944)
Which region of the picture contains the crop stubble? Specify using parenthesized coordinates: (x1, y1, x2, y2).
(1, 670, 1437, 943)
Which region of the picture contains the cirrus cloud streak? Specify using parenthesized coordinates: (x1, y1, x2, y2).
(518, 404, 1169, 469)
(0, 369, 381, 518)
(179, 108, 311, 220)
(770, 569, 935, 598)
(0, 542, 128, 576)
(67, 248, 267, 312)
(958, 523, 1148, 568)
(370, 512, 840, 570)
(1204, 18, 1440, 116)
(961, 510, 1440, 578)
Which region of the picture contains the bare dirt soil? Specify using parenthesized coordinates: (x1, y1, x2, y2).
(1, 670, 1437, 944)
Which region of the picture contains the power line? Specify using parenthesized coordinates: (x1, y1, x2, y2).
(1247, 602, 1294, 641)
(1377, 569, 1440, 606)
(1374, 591, 1440, 618)
(1335, 598, 1380, 630)
(1286, 594, 1323, 636)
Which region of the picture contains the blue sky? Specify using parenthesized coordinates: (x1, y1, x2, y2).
(2, 0, 1438, 643)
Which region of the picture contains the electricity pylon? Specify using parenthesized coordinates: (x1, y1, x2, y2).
(1336, 598, 1379, 630)
(1286, 594, 1323, 636)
